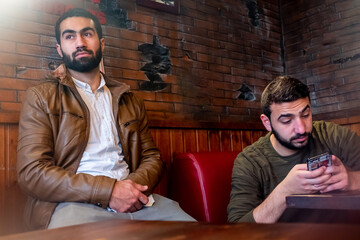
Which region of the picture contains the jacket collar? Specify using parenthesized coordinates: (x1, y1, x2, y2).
(51, 64, 131, 94)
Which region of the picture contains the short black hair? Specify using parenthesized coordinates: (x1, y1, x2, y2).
(55, 8, 103, 44)
(261, 76, 310, 118)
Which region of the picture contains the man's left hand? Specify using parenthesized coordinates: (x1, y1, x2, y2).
(320, 155, 349, 193)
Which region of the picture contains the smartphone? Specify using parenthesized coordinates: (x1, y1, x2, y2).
(307, 153, 332, 171)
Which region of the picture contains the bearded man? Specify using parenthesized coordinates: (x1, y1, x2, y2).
(17, 8, 194, 231)
(227, 76, 360, 223)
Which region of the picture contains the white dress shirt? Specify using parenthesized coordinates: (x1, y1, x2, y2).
(73, 76, 129, 181)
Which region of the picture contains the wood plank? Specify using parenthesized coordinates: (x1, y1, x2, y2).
(183, 129, 197, 153)
(169, 129, 184, 155)
(208, 130, 220, 152)
(350, 123, 360, 135)
(196, 129, 209, 152)
(8, 124, 19, 185)
(150, 129, 170, 196)
(231, 130, 243, 152)
(0, 184, 26, 236)
(220, 130, 232, 152)
(0, 124, 5, 171)
(242, 130, 252, 149)
(252, 130, 267, 143)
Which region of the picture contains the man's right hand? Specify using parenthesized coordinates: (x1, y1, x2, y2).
(279, 163, 331, 196)
(253, 163, 331, 223)
(109, 179, 149, 213)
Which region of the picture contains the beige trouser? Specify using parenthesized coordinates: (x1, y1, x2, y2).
(48, 194, 196, 229)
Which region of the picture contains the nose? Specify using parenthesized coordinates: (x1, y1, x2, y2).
(294, 118, 306, 134)
(75, 35, 86, 49)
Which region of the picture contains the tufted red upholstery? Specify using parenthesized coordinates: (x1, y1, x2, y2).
(170, 151, 240, 223)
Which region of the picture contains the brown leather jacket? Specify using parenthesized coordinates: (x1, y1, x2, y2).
(17, 65, 163, 230)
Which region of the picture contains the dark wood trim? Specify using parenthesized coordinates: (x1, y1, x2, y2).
(136, 0, 180, 14)
(148, 119, 265, 130)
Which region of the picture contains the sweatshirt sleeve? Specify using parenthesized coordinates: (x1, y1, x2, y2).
(227, 152, 262, 223)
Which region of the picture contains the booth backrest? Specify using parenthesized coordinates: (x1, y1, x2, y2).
(170, 151, 240, 223)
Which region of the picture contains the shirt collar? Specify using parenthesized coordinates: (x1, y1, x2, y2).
(72, 75, 106, 93)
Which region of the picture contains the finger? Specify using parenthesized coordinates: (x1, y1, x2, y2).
(323, 165, 337, 175)
(295, 163, 309, 170)
(331, 155, 341, 166)
(320, 181, 346, 193)
(305, 166, 327, 179)
(322, 173, 342, 185)
(133, 200, 143, 210)
(324, 163, 346, 177)
(138, 193, 149, 205)
(307, 173, 331, 185)
(312, 184, 327, 191)
(127, 206, 137, 213)
(134, 183, 148, 192)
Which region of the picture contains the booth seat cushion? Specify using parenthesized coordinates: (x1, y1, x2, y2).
(170, 151, 239, 223)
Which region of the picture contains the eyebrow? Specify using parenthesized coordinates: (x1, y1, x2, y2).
(277, 104, 310, 120)
(61, 27, 95, 37)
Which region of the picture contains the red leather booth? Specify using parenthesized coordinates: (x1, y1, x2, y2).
(170, 151, 240, 223)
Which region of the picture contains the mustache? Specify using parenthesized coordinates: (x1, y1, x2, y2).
(72, 47, 93, 58)
(290, 132, 310, 141)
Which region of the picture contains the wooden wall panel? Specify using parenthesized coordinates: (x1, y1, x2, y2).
(232, 131, 243, 152)
(253, 130, 266, 142)
(169, 129, 184, 156)
(0, 124, 18, 188)
(183, 130, 197, 153)
(197, 130, 209, 152)
(208, 130, 221, 152)
(0, 124, 25, 236)
(242, 130, 253, 150)
(350, 123, 360, 134)
(220, 130, 233, 152)
(150, 129, 170, 196)
(0, 126, 4, 171)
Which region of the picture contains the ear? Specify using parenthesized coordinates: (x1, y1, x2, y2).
(56, 44, 63, 58)
(100, 38, 105, 52)
(260, 114, 272, 132)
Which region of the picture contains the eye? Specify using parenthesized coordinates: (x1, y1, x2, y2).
(302, 113, 309, 118)
(64, 34, 74, 40)
(84, 32, 93, 37)
(301, 110, 310, 118)
(280, 118, 291, 125)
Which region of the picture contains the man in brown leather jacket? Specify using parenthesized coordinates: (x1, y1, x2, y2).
(17, 8, 194, 230)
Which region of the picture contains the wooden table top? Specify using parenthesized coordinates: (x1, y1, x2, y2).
(1, 219, 360, 240)
(286, 190, 360, 210)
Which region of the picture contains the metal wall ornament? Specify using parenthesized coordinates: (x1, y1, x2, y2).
(237, 83, 256, 101)
(138, 36, 171, 91)
(136, 0, 180, 14)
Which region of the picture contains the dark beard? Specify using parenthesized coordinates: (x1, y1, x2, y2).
(62, 46, 102, 72)
(271, 126, 311, 151)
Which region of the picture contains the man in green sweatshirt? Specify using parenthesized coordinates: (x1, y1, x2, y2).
(228, 76, 360, 223)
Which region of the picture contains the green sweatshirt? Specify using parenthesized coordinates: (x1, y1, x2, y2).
(227, 121, 360, 222)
